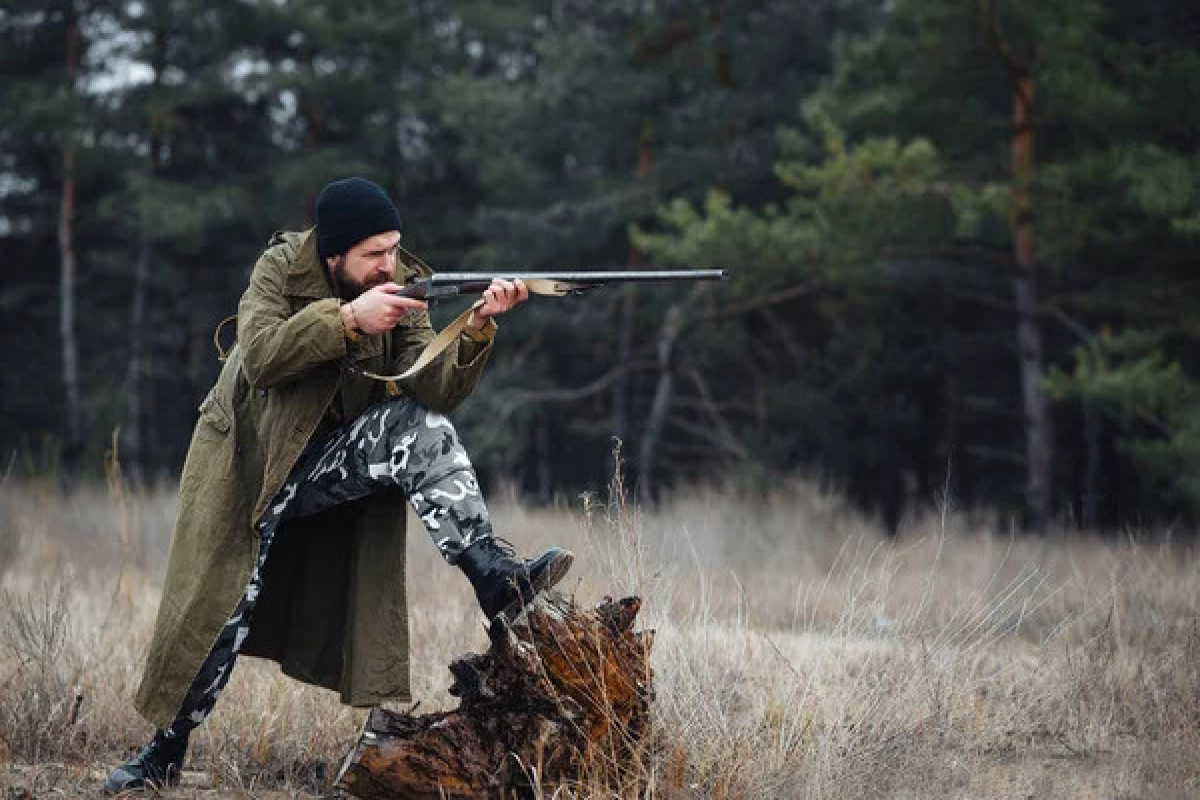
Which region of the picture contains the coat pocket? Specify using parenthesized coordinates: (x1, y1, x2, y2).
(197, 392, 233, 436)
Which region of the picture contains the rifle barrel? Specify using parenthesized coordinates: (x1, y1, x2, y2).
(429, 270, 726, 283)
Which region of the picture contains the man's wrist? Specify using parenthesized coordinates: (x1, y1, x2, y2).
(341, 301, 362, 342)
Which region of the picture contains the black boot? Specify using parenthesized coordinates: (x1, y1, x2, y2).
(458, 536, 574, 620)
(104, 729, 188, 793)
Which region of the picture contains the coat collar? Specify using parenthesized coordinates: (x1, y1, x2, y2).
(285, 228, 336, 299)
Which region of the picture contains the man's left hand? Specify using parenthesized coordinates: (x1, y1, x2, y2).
(467, 278, 529, 329)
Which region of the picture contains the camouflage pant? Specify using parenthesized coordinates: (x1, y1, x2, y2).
(163, 397, 491, 739)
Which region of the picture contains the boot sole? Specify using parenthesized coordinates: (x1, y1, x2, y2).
(103, 765, 182, 794)
(497, 548, 574, 621)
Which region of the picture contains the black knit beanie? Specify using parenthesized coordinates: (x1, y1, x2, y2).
(315, 177, 402, 260)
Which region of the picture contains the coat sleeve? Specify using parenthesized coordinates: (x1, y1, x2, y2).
(388, 309, 495, 414)
(237, 248, 347, 389)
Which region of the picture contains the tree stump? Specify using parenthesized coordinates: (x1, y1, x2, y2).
(334, 593, 654, 799)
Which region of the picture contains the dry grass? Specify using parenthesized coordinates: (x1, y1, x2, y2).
(0, 475, 1197, 798)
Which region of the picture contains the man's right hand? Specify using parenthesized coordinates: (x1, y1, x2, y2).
(342, 283, 428, 336)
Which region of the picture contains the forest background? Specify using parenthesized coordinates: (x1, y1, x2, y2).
(3, 0, 1199, 533)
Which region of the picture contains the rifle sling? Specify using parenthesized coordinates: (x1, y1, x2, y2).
(342, 277, 573, 389)
(342, 301, 483, 391)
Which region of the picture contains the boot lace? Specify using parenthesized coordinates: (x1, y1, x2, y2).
(486, 535, 519, 558)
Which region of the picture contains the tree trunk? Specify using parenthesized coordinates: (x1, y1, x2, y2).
(301, 48, 325, 223)
(535, 418, 551, 504)
(1082, 399, 1101, 529)
(612, 120, 656, 473)
(611, 286, 635, 449)
(124, 21, 166, 487)
(124, 237, 150, 486)
(58, 1, 83, 482)
(637, 303, 684, 503)
(335, 594, 654, 799)
(1010, 74, 1052, 531)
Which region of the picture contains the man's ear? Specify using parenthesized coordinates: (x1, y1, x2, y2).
(325, 254, 342, 270)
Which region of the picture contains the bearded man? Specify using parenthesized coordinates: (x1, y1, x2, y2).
(105, 177, 573, 792)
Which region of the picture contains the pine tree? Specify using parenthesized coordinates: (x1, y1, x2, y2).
(641, 0, 1200, 527)
(439, 0, 878, 495)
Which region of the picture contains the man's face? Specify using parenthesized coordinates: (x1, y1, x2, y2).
(327, 231, 402, 299)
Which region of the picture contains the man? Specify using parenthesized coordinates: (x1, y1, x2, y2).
(105, 177, 573, 792)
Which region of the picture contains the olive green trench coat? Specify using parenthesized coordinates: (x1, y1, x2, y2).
(134, 229, 492, 727)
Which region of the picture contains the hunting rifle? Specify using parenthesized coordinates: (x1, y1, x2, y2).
(347, 268, 727, 384)
(394, 269, 727, 302)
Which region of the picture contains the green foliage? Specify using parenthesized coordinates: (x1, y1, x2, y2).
(638, 0, 1200, 526)
(636, 126, 959, 288)
(1113, 145, 1199, 229)
(634, 190, 812, 286)
(1047, 331, 1200, 513)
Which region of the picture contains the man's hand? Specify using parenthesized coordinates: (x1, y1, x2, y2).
(342, 283, 428, 336)
(467, 278, 529, 330)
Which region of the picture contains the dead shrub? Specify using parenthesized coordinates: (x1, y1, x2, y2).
(0, 583, 84, 762)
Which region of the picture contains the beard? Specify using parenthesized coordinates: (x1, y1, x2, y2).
(329, 261, 388, 301)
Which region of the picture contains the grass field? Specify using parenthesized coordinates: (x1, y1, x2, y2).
(1, 475, 1197, 798)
